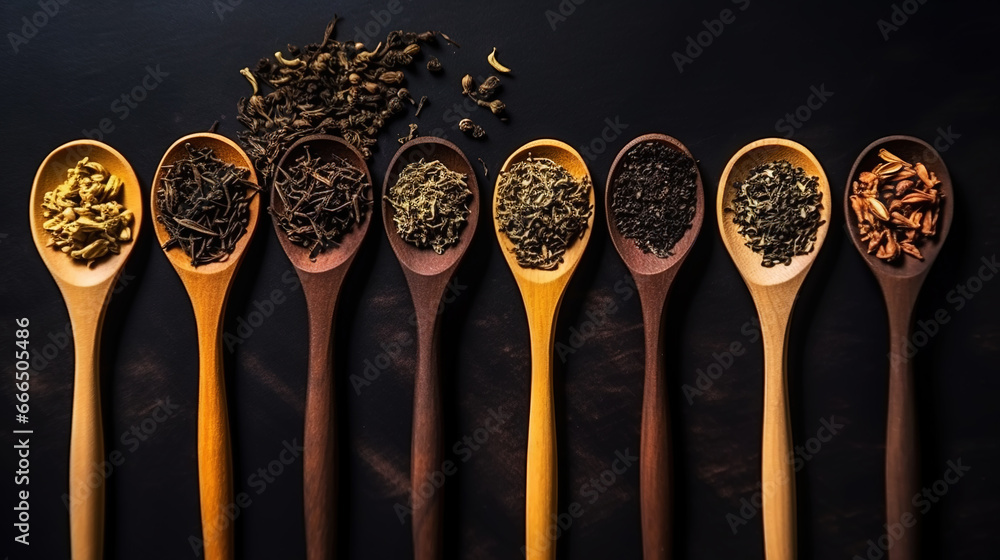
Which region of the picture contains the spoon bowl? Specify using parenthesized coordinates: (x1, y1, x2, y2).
(844, 135, 952, 560)
(717, 138, 831, 560)
(383, 137, 479, 560)
(605, 133, 704, 560)
(493, 139, 594, 560)
(30, 139, 143, 560)
(272, 134, 373, 560)
(718, 140, 832, 288)
(151, 132, 260, 560)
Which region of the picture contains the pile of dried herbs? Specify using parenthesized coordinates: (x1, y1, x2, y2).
(385, 159, 471, 254)
(41, 158, 133, 266)
(271, 147, 371, 260)
(236, 17, 442, 182)
(610, 141, 698, 257)
(496, 155, 592, 270)
(155, 144, 260, 266)
(726, 160, 823, 267)
(849, 149, 943, 261)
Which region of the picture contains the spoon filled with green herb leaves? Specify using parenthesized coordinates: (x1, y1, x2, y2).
(383, 137, 478, 560)
(717, 138, 831, 560)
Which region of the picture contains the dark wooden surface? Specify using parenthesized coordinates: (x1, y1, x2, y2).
(1, 1, 997, 559)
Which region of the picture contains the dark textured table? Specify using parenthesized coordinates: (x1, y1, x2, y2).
(1, 1, 997, 558)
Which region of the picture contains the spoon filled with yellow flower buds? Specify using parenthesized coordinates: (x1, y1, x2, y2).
(845, 135, 952, 560)
(30, 139, 142, 560)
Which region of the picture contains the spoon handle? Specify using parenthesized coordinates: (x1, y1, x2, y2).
(411, 294, 444, 560)
(637, 280, 671, 560)
(760, 311, 796, 560)
(302, 275, 341, 560)
(525, 302, 558, 560)
(884, 284, 920, 560)
(194, 300, 234, 560)
(67, 300, 106, 560)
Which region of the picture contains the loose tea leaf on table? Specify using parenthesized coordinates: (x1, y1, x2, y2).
(725, 159, 824, 267)
(156, 144, 260, 267)
(386, 159, 471, 254)
(271, 147, 372, 260)
(236, 16, 443, 182)
(611, 141, 698, 258)
(41, 158, 133, 266)
(496, 155, 592, 270)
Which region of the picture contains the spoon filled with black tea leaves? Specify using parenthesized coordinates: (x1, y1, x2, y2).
(845, 135, 952, 560)
(605, 133, 704, 560)
(271, 134, 374, 560)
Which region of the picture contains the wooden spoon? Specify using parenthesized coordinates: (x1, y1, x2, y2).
(29, 140, 143, 560)
(845, 135, 952, 560)
(493, 139, 595, 560)
(272, 135, 373, 560)
(151, 132, 260, 560)
(716, 138, 832, 560)
(605, 134, 704, 560)
(383, 137, 479, 560)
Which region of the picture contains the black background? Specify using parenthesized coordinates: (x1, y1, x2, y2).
(2, 1, 998, 559)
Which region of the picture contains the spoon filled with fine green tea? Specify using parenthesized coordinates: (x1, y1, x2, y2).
(493, 139, 595, 560)
(151, 132, 261, 560)
(271, 134, 374, 560)
(30, 140, 143, 560)
(605, 133, 704, 560)
(717, 138, 832, 560)
(383, 137, 479, 560)
(845, 136, 952, 560)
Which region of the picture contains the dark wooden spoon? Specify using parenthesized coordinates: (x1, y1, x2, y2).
(845, 135, 953, 560)
(605, 133, 704, 560)
(272, 135, 374, 560)
(382, 137, 479, 560)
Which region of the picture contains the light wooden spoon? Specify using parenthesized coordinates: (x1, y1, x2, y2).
(383, 137, 479, 560)
(30, 140, 143, 560)
(493, 139, 595, 560)
(151, 132, 260, 560)
(845, 135, 952, 560)
(272, 135, 373, 560)
(605, 133, 704, 560)
(717, 138, 832, 560)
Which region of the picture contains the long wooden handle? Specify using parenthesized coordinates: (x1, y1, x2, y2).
(68, 314, 104, 560)
(760, 312, 795, 560)
(304, 297, 337, 560)
(525, 305, 557, 560)
(886, 305, 918, 560)
(411, 312, 443, 560)
(196, 311, 234, 560)
(639, 285, 671, 560)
